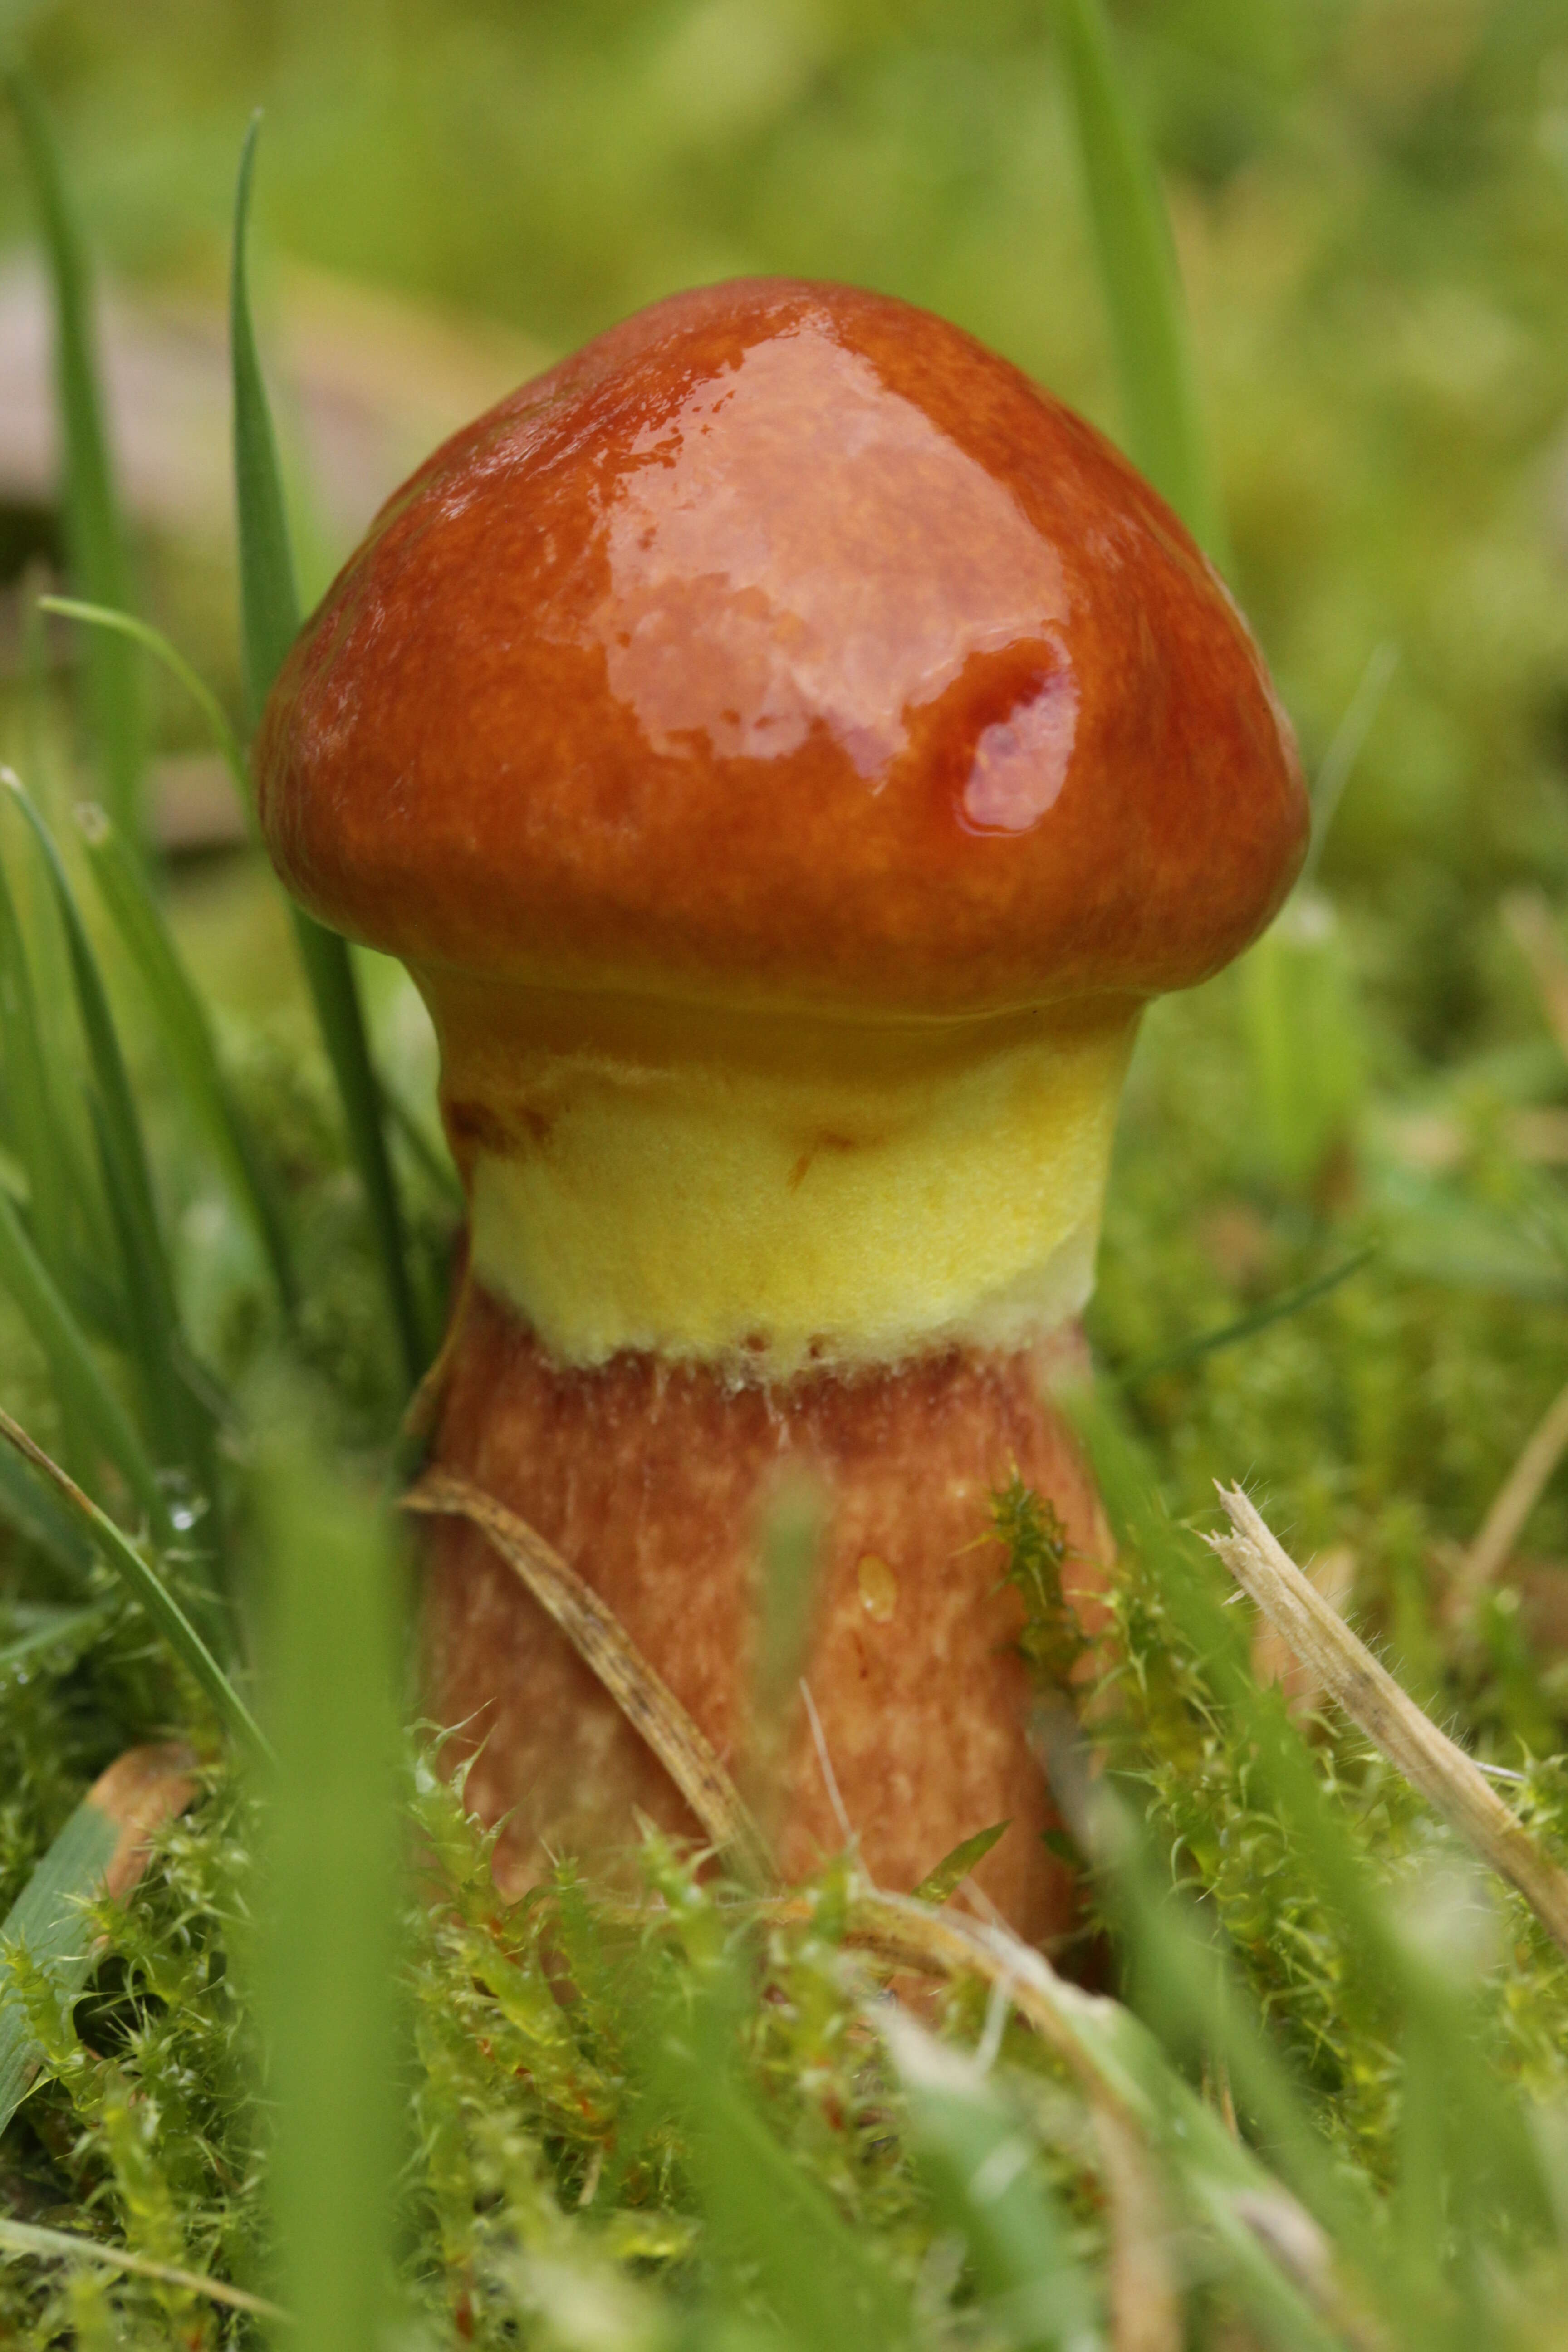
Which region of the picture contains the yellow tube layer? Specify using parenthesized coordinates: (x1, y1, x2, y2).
(422, 977, 1137, 1377)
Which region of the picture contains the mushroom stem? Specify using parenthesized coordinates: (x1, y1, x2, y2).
(423, 1284, 1109, 1940)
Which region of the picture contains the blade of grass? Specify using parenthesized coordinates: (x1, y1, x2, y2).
(880, 2004, 1101, 2352)
(0, 1178, 171, 1540)
(4, 68, 144, 833)
(380, 1071, 463, 1212)
(0, 1744, 196, 2134)
(255, 1385, 404, 2352)
(0, 828, 98, 1480)
(649, 1969, 913, 2352)
(0, 841, 72, 1289)
(0, 1602, 110, 1674)
(230, 118, 424, 1391)
(0, 2216, 286, 2323)
(7, 610, 115, 1280)
(0, 1441, 95, 1583)
(0, 1404, 266, 1754)
(87, 1089, 210, 1483)
(75, 802, 298, 1318)
(1057, 0, 1226, 565)
(1115, 1246, 1377, 1387)
(2, 769, 219, 1477)
(1300, 642, 1399, 890)
(39, 597, 251, 808)
(231, 116, 301, 728)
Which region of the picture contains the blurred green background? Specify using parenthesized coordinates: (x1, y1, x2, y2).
(3, 0, 1567, 1039)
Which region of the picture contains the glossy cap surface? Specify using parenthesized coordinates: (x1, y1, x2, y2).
(258, 278, 1307, 1020)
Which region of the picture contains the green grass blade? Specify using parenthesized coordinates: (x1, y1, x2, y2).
(0, 1177, 170, 1541)
(231, 119, 426, 1392)
(0, 2217, 287, 2324)
(1301, 642, 1399, 890)
(76, 803, 298, 1318)
(379, 1073, 463, 1213)
(1057, 0, 1226, 564)
(1115, 1245, 1377, 1387)
(881, 2006, 1099, 2351)
(39, 597, 252, 808)
(230, 115, 302, 724)
(0, 1441, 96, 1583)
(0, 826, 98, 1481)
(0, 1404, 265, 1755)
(255, 1390, 403, 2350)
(0, 1795, 121, 2134)
(86, 1090, 206, 1479)
(0, 1602, 111, 1675)
(3, 770, 216, 1472)
(648, 1971, 912, 2351)
(0, 842, 72, 1289)
(5, 69, 144, 832)
(290, 927, 427, 1385)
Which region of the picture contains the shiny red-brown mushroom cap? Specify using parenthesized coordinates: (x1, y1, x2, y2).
(257, 277, 1307, 1022)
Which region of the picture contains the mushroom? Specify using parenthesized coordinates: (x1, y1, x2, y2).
(257, 279, 1306, 1940)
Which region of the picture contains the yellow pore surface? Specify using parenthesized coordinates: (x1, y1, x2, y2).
(422, 975, 1139, 1378)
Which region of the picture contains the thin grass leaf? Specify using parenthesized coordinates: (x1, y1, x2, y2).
(1116, 1246, 1377, 1387)
(0, 1441, 95, 1582)
(87, 1089, 208, 1482)
(380, 1071, 463, 1212)
(0, 1745, 195, 2134)
(5, 69, 144, 832)
(650, 1975, 913, 2352)
(880, 2005, 1100, 2352)
(6, 610, 113, 1282)
(0, 1405, 266, 1753)
(1, 769, 219, 1477)
(0, 2216, 287, 2323)
(1300, 642, 1399, 890)
(230, 117, 300, 725)
(0, 830, 100, 1483)
(231, 116, 426, 1392)
(0, 1179, 171, 1540)
(292, 932, 428, 1383)
(0, 1803, 119, 2134)
(0, 1602, 110, 1675)
(255, 1387, 404, 2352)
(75, 802, 298, 1317)
(39, 596, 251, 807)
(0, 840, 72, 1288)
(1057, 0, 1226, 564)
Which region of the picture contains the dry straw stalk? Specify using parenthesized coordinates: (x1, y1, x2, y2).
(402, 1467, 774, 1886)
(1210, 1484, 1568, 1962)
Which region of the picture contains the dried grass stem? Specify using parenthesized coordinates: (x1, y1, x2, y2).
(1211, 1485, 1568, 1962)
(402, 1468, 774, 1886)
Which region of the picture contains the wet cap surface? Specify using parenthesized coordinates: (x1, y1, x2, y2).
(259, 277, 1308, 1020)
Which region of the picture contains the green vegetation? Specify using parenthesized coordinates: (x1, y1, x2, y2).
(2, 1, 1568, 2344)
